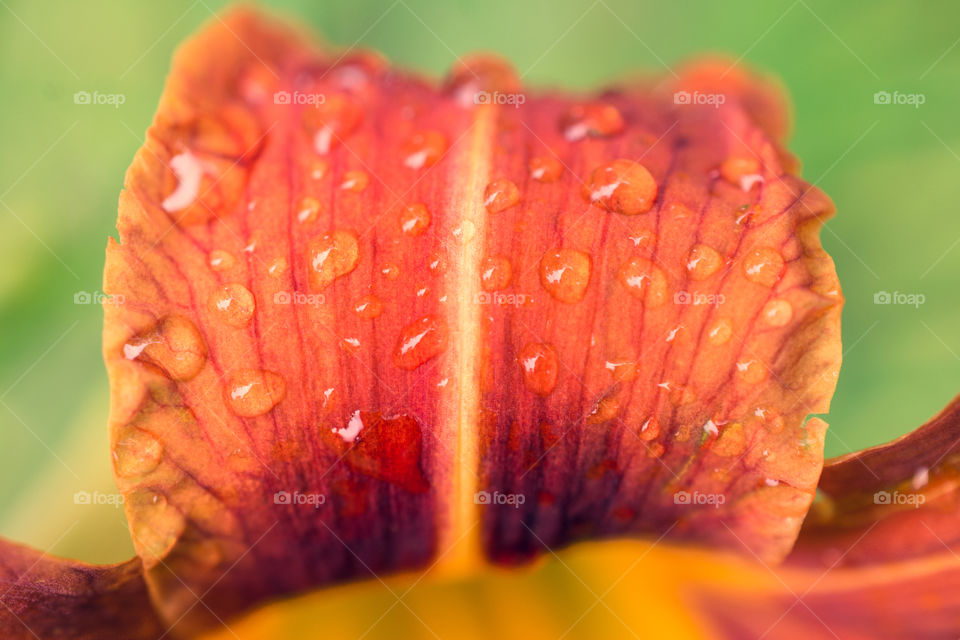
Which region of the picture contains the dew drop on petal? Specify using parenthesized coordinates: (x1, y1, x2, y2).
(339, 170, 369, 193)
(480, 255, 512, 291)
(112, 426, 163, 478)
(127, 489, 185, 565)
(399, 203, 431, 236)
(518, 342, 559, 396)
(686, 244, 723, 280)
(162, 151, 205, 212)
(124, 315, 206, 381)
(760, 298, 793, 327)
(297, 196, 321, 223)
(638, 417, 660, 441)
(560, 102, 625, 141)
(528, 156, 563, 183)
(583, 159, 658, 215)
(706, 318, 733, 346)
(207, 283, 255, 328)
(394, 315, 449, 370)
(402, 131, 448, 169)
(742, 247, 785, 287)
(617, 257, 668, 307)
(208, 249, 235, 272)
(444, 54, 519, 107)
(307, 229, 360, 291)
(539, 248, 591, 303)
(720, 155, 762, 189)
(381, 263, 400, 280)
(267, 257, 289, 278)
(484, 179, 520, 213)
(354, 294, 383, 319)
(428, 252, 448, 275)
(223, 369, 287, 417)
(735, 360, 768, 384)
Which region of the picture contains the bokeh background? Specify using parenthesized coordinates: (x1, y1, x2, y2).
(0, 0, 957, 637)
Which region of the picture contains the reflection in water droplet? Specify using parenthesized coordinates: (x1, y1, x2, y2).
(223, 369, 287, 417)
(162, 151, 205, 212)
(307, 229, 360, 291)
(484, 179, 520, 213)
(399, 203, 431, 236)
(584, 159, 658, 215)
(394, 315, 449, 370)
(742, 247, 784, 287)
(618, 257, 668, 307)
(207, 283, 256, 328)
(112, 426, 163, 478)
(402, 131, 448, 169)
(480, 255, 512, 291)
(539, 248, 591, 303)
(123, 316, 206, 381)
(686, 244, 723, 280)
(354, 294, 383, 319)
(518, 342, 559, 396)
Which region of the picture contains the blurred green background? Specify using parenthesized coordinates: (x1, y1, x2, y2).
(0, 0, 957, 571)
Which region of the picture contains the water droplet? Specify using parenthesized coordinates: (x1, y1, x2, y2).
(617, 257, 668, 307)
(223, 369, 287, 417)
(735, 360, 767, 384)
(742, 247, 784, 287)
(444, 54, 519, 107)
(354, 294, 383, 319)
(305, 95, 362, 154)
(528, 156, 563, 183)
(162, 151, 205, 212)
(518, 342, 559, 396)
(307, 229, 360, 291)
(712, 422, 746, 457)
(402, 131, 448, 169)
(706, 318, 733, 346)
(605, 359, 640, 382)
(381, 262, 400, 280)
(394, 315, 449, 370)
(112, 426, 163, 478)
(267, 256, 288, 278)
(340, 170, 369, 192)
(686, 244, 723, 280)
(480, 255, 512, 291)
(207, 283, 255, 328)
(310, 159, 329, 180)
(399, 203, 431, 236)
(639, 418, 660, 441)
(335, 411, 430, 493)
(484, 179, 520, 213)
(428, 252, 448, 275)
(583, 159, 657, 215)
(127, 489, 185, 565)
(586, 394, 620, 424)
(761, 298, 793, 327)
(452, 220, 477, 245)
(297, 196, 321, 223)
(539, 248, 591, 303)
(560, 102, 625, 141)
(123, 316, 206, 381)
(208, 249, 235, 272)
(720, 155, 762, 191)
(648, 443, 665, 458)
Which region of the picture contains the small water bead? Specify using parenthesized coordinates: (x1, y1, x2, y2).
(539, 248, 592, 303)
(354, 294, 383, 319)
(223, 369, 287, 417)
(297, 196, 321, 223)
(760, 299, 793, 327)
(480, 255, 512, 291)
(742, 247, 785, 287)
(428, 252, 448, 275)
(124, 315, 206, 381)
(617, 257, 668, 307)
(394, 315, 449, 370)
(528, 156, 563, 183)
(307, 229, 360, 291)
(648, 443, 665, 458)
(584, 159, 658, 215)
(399, 203, 431, 236)
(735, 360, 768, 384)
(720, 155, 763, 191)
(484, 179, 520, 213)
(638, 418, 660, 441)
(518, 342, 559, 396)
(605, 359, 640, 382)
(305, 95, 363, 154)
(208, 250, 235, 272)
(112, 426, 163, 478)
(706, 318, 733, 346)
(127, 489, 186, 565)
(586, 394, 620, 424)
(310, 159, 329, 180)
(402, 131, 448, 169)
(444, 54, 519, 107)
(207, 283, 255, 328)
(452, 220, 477, 245)
(162, 151, 205, 213)
(340, 170, 370, 193)
(267, 257, 289, 278)
(560, 102, 625, 141)
(686, 244, 723, 280)
(381, 263, 400, 280)
(712, 423, 746, 457)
